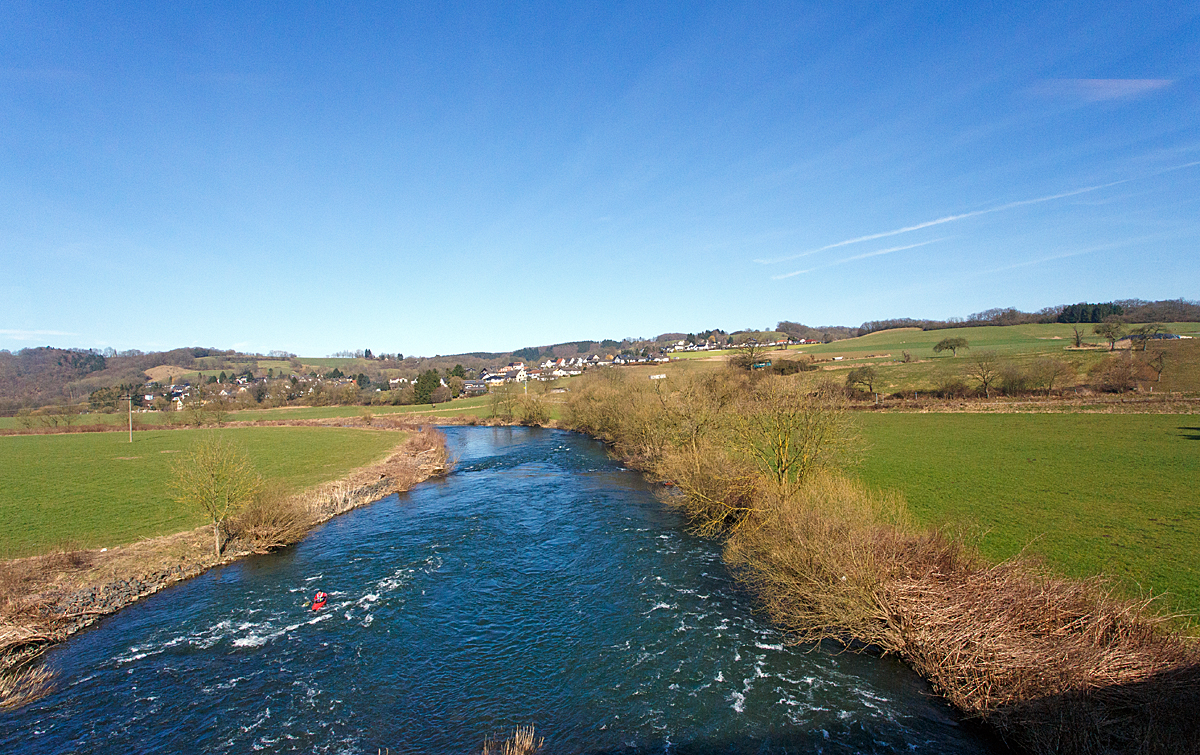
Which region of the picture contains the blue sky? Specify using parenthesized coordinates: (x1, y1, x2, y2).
(1, 2, 1196, 357)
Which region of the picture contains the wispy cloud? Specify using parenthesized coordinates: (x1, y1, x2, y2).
(773, 238, 946, 280)
(1032, 78, 1174, 102)
(977, 234, 1168, 276)
(757, 182, 1123, 266)
(0, 328, 78, 341)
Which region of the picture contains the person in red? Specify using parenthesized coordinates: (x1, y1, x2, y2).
(311, 591, 328, 611)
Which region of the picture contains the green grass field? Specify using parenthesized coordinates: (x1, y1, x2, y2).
(659, 323, 1200, 396)
(296, 357, 359, 369)
(794, 322, 1200, 358)
(224, 395, 496, 421)
(855, 413, 1200, 617)
(0, 393, 500, 430)
(0, 426, 402, 558)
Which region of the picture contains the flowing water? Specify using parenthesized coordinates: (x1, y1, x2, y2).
(1, 427, 1005, 754)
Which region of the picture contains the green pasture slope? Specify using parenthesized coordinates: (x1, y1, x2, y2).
(796, 322, 1200, 358)
(758, 322, 1200, 395)
(855, 413, 1200, 617)
(0, 426, 401, 558)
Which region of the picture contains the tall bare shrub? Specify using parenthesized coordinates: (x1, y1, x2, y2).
(172, 435, 262, 556)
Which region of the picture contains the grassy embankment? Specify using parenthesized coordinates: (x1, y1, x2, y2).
(856, 413, 1200, 618)
(563, 367, 1198, 753)
(0, 426, 401, 559)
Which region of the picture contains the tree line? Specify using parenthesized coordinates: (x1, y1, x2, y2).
(855, 298, 1199, 336)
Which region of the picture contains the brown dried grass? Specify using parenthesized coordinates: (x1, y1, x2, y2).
(723, 474, 1200, 754)
(228, 483, 311, 553)
(0, 548, 92, 619)
(480, 725, 543, 755)
(0, 663, 54, 710)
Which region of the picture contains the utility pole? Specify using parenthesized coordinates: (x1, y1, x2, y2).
(119, 394, 133, 442)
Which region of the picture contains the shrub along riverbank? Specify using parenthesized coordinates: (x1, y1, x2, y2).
(564, 368, 1199, 754)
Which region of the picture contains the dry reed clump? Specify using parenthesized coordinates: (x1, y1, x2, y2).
(722, 473, 918, 650)
(892, 560, 1200, 754)
(0, 548, 93, 631)
(0, 663, 54, 710)
(0, 549, 93, 709)
(722, 474, 1200, 754)
(227, 483, 311, 553)
(480, 725, 543, 755)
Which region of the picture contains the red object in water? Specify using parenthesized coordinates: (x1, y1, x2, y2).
(311, 591, 327, 611)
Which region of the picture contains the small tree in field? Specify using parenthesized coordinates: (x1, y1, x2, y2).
(844, 366, 877, 393)
(933, 337, 969, 357)
(489, 383, 520, 422)
(173, 436, 262, 557)
(1034, 357, 1073, 396)
(966, 351, 1000, 398)
(1094, 321, 1124, 351)
(1129, 323, 1163, 352)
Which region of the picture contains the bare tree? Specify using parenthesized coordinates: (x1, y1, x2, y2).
(730, 378, 857, 489)
(1071, 326, 1085, 348)
(489, 383, 520, 422)
(518, 393, 551, 426)
(59, 402, 81, 428)
(1129, 323, 1163, 352)
(173, 436, 262, 556)
(209, 397, 231, 426)
(1094, 321, 1124, 351)
(1034, 357, 1073, 396)
(966, 351, 1001, 398)
(730, 338, 771, 370)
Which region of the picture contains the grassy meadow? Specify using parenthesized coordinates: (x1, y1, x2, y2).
(0, 393, 500, 430)
(0, 426, 402, 558)
(855, 413, 1200, 617)
(646, 323, 1200, 397)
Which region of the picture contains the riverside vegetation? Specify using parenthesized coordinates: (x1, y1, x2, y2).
(564, 367, 1199, 754)
(0, 423, 450, 711)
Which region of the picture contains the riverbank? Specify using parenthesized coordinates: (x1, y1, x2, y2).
(562, 368, 1200, 754)
(0, 423, 450, 709)
(3, 426, 999, 753)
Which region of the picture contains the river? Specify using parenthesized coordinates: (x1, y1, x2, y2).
(0, 427, 1004, 753)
